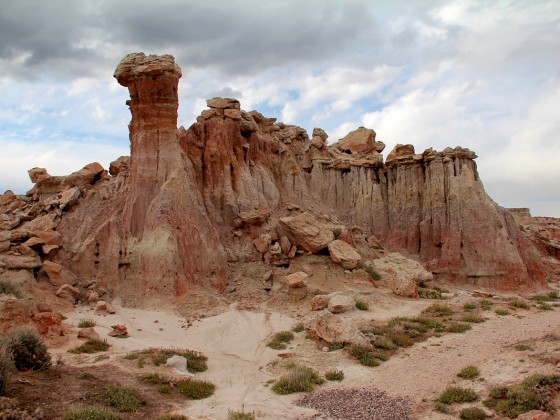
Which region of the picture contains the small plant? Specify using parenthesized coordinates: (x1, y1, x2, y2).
(140, 372, 170, 385)
(272, 364, 324, 394)
(463, 302, 477, 311)
(459, 407, 487, 419)
(332, 227, 342, 239)
(446, 323, 472, 333)
(63, 406, 121, 419)
(142, 348, 208, 373)
(0, 280, 22, 298)
(78, 371, 96, 380)
(327, 342, 345, 351)
(124, 352, 139, 360)
(159, 384, 172, 394)
(103, 385, 146, 412)
(462, 314, 485, 323)
(422, 303, 453, 317)
(372, 336, 395, 350)
(437, 387, 478, 404)
(372, 351, 389, 361)
(0, 346, 14, 395)
(495, 308, 510, 316)
(480, 300, 493, 310)
(458, 366, 480, 379)
(418, 288, 444, 299)
(158, 415, 188, 420)
(267, 331, 294, 350)
(324, 369, 344, 381)
(177, 379, 216, 399)
(228, 408, 256, 420)
(537, 302, 553, 311)
(1, 326, 51, 371)
(364, 266, 381, 281)
(355, 298, 369, 311)
(530, 291, 558, 302)
(0, 397, 44, 418)
(514, 344, 532, 351)
(385, 331, 414, 347)
(509, 299, 530, 309)
(68, 338, 110, 354)
(292, 322, 304, 333)
(77, 319, 96, 328)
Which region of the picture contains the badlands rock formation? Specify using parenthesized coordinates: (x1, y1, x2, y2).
(0, 53, 556, 317)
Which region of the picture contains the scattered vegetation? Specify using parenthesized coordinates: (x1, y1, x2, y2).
(419, 286, 449, 299)
(364, 266, 381, 281)
(177, 379, 216, 399)
(484, 374, 560, 418)
(78, 371, 96, 380)
(0, 397, 44, 419)
(355, 298, 369, 311)
(292, 322, 304, 333)
(459, 407, 488, 419)
(130, 348, 208, 373)
(1, 326, 51, 371)
(437, 387, 478, 404)
(495, 308, 510, 316)
(0, 347, 13, 395)
(267, 331, 294, 350)
(228, 408, 256, 420)
(324, 369, 344, 381)
(509, 299, 530, 310)
(332, 227, 342, 239)
(463, 302, 478, 311)
(327, 342, 345, 351)
(158, 415, 188, 420)
(68, 338, 110, 354)
(0, 280, 22, 298)
(272, 363, 324, 394)
(446, 323, 472, 333)
(103, 384, 146, 412)
(514, 344, 532, 351)
(77, 319, 97, 328)
(480, 300, 493, 310)
(63, 406, 121, 420)
(458, 366, 480, 380)
(537, 302, 553, 311)
(462, 314, 485, 323)
(530, 291, 559, 302)
(140, 372, 171, 385)
(422, 303, 453, 317)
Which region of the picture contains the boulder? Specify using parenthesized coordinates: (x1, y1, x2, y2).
(328, 239, 361, 269)
(280, 236, 292, 255)
(304, 311, 371, 349)
(166, 355, 189, 373)
(311, 295, 329, 311)
(327, 294, 354, 314)
(206, 97, 240, 110)
(42, 260, 77, 287)
(58, 187, 81, 210)
(372, 253, 433, 298)
(515, 411, 553, 420)
(78, 327, 100, 340)
(0, 254, 42, 270)
(56, 284, 81, 302)
(337, 127, 384, 154)
(252, 234, 271, 254)
(233, 208, 271, 228)
(96, 301, 117, 314)
(281, 272, 308, 301)
(108, 324, 128, 337)
(109, 156, 130, 177)
(278, 212, 334, 253)
(31, 312, 64, 337)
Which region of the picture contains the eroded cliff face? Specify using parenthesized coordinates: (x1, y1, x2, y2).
(0, 53, 551, 310)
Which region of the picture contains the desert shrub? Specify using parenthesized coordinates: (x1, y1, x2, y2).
(140, 372, 170, 385)
(159, 384, 172, 394)
(124, 352, 138, 360)
(537, 302, 553, 311)
(228, 408, 255, 420)
(418, 288, 444, 299)
(1, 326, 51, 371)
(77, 319, 96, 328)
(78, 371, 96, 380)
(0, 347, 14, 395)
(158, 415, 188, 420)
(514, 344, 532, 351)
(437, 387, 478, 404)
(412, 317, 444, 330)
(327, 342, 345, 351)
(68, 339, 110, 354)
(267, 331, 294, 350)
(458, 366, 480, 379)
(463, 302, 477, 311)
(63, 406, 121, 419)
(359, 353, 379, 367)
(530, 291, 558, 302)
(324, 369, 344, 381)
(272, 364, 324, 394)
(332, 227, 342, 238)
(0, 397, 44, 419)
(177, 379, 216, 399)
(422, 303, 453, 317)
(292, 322, 304, 333)
(143, 348, 208, 373)
(446, 323, 472, 333)
(459, 407, 487, 419)
(495, 308, 510, 316)
(103, 384, 146, 412)
(372, 351, 389, 361)
(385, 331, 414, 347)
(462, 314, 485, 323)
(0, 280, 22, 298)
(509, 299, 529, 309)
(372, 336, 395, 350)
(480, 300, 493, 310)
(364, 266, 381, 281)
(355, 299, 369, 311)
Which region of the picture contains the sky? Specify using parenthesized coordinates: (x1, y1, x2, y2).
(1, 0, 559, 217)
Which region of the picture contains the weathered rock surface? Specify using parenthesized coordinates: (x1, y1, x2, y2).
(281, 271, 308, 301)
(372, 253, 433, 298)
(279, 212, 334, 253)
(327, 293, 354, 313)
(305, 311, 371, 349)
(328, 240, 361, 269)
(78, 327, 100, 340)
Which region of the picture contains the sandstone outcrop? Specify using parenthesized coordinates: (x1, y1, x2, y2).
(372, 253, 433, 298)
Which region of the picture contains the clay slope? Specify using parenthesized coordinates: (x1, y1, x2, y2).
(1, 53, 553, 310)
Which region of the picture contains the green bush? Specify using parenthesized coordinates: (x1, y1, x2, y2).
(530, 291, 558, 302)
(158, 415, 188, 420)
(68, 339, 110, 354)
(63, 406, 121, 419)
(0, 397, 43, 419)
(355, 299, 369, 311)
(0, 280, 22, 298)
(324, 369, 344, 381)
(372, 336, 395, 350)
(423, 303, 453, 316)
(437, 387, 478, 404)
(446, 323, 472, 333)
(463, 302, 477, 311)
(140, 372, 170, 385)
(480, 300, 493, 310)
(514, 344, 532, 351)
(495, 308, 510, 316)
(537, 302, 553, 311)
(291, 322, 304, 333)
(327, 342, 345, 351)
(77, 319, 96, 328)
(267, 331, 294, 350)
(459, 407, 487, 419)
(364, 266, 381, 281)
(177, 379, 216, 399)
(0, 347, 14, 395)
(272, 364, 324, 394)
(385, 332, 414, 347)
(1, 326, 51, 371)
(228, 408, 256, 419)
(332, 227, 342, 239)
(462, 314, 485, 323)
(458, 366, 480, 379)
(103, 385, 146, 412)
(509, 299, 530, 309)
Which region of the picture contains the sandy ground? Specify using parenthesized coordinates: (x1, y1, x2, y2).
(58, 293, 559, 419)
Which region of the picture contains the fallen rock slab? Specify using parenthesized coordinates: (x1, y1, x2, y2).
(305, 310, 371, 349)
(328, 239, 361, 269)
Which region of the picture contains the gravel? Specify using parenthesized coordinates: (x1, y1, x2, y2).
(295, 388, 412, 420)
